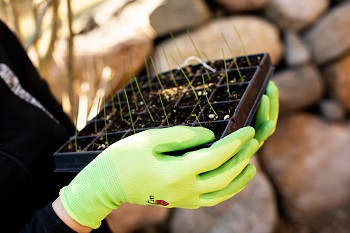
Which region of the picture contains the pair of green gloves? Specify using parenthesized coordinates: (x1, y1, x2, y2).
(60, 81, 279, 229)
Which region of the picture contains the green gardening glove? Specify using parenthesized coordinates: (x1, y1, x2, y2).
(254, 81, 279, 147)
(59, 125, 259, 229)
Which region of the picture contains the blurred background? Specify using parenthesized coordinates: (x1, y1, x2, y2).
(1, 0, 350, 232)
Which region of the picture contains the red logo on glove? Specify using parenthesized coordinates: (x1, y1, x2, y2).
(147, 196, 169, 206)
(155, 199, 169, 206)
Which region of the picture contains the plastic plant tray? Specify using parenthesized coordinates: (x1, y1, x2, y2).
(53, 52, 275, 172)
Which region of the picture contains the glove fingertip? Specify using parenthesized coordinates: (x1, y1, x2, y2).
(254, 120, 275, 145)
(245, 164, 257, 176)
(267, 80, 278, 91)
(191, 126, 215, 138)
(266, 81, 279, 100)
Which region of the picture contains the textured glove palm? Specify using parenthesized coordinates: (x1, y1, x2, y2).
(60, 126, 259, 228)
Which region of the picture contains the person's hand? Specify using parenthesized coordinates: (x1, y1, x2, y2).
(254, 81, 279, 147)
(59, 125, 259, 229)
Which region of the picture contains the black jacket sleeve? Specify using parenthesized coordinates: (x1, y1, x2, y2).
(0, 19, 75, 133)
(0, 19, 75, 232)
(0, 20, 111, 233)
(20, 203, 76, 233)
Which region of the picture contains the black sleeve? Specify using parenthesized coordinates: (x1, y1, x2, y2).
(0, 19, 77, 232)
(0, 19, 75, 134)
(20, 203, 77, 233)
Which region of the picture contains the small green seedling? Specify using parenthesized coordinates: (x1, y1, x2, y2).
(187, 98, 203, 125)
(158, 92, 170, 126)
(149, 56, 165, 91)
(103, 98, 109, 147)
(116, 92, 124, 122)
(109, 74, 116, 113)
(222, 48, 231, 96)
(74, 109, 79, 152)
(124, 89, 135, 134)
(170, 55, 198, 100)
(221, 33, 244, 82)
(202, 74, 217, 117)
(134, 77, 154, 122)
(187, 30, 213, 81)
(143, 54, 153, 91)
(170, 32, 184, 62)
(233, 26, 251, 66)
(161, 45, 178, 87)
(95, 97, 102, 134)
(128, 67, 138, 111)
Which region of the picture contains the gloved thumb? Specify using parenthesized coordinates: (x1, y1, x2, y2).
(131, 126, 215, 154)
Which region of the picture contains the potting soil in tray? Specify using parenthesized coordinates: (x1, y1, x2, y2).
(54, 52, 275, 172)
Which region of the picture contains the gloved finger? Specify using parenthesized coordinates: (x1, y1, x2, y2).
(255, 94, 270, 130)
(187, 127, 255, 174)
(198, 164, 256, 207)
(254, 120, 274, 146)
(197, 139, 258, 193)
(143, 126, 215, 153)
(265, 81, 279, 126)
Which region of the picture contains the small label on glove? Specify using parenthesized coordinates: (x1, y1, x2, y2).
(147, 195, 169, 206)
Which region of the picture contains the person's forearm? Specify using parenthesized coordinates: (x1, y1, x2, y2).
(52, 197, 92, 233)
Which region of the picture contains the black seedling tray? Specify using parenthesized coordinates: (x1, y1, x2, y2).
(53, 53, 274, 172)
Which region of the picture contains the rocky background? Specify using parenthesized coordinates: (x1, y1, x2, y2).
(46, 0, 350, 232)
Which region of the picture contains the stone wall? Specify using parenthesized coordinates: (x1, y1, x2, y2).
(51, 0, 350, 232)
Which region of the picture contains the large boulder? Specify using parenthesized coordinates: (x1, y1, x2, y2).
(272, 64, 324, 113)
(284, 31, 312, 67)
(149, 0, 212, 37)
(152, 16, 283, 73)
(260, 113, 350, 221)
(265, 0, 329, 31)
(322, 52, 350, 113)
(303, 1, 350, 64)
(212, 0, 269, 12)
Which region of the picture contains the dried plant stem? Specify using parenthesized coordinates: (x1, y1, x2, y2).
(222, 49, 231, 96)
(221, 33, 244, 82)
(26, 1, 50, 49)
(8, 0, 22, 42)
(124, 89, 135, 134)
(134, 78, 154, 122)
(233, 26, 251, 66)
(158, 93, 170, 126)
